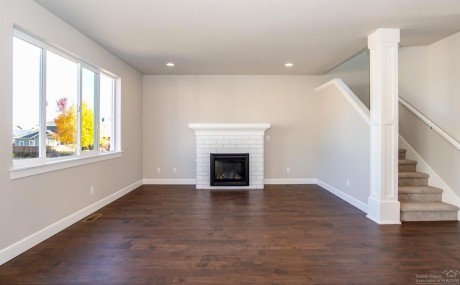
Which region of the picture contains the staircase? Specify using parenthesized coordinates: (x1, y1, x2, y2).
(399, 149, 459, 222)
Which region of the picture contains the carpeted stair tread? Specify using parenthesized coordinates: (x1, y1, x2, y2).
(398, 159, 418, 172)
(399, 149, 407, 153)
(399, 185, 443, 194)
(400, 202, 459, 212)
(399, 172, 429, 186)
(398, 159, 417, 165)
(399, 172, 429, 178)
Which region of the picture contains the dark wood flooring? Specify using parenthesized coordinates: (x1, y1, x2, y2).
(0, 185, 459, 284)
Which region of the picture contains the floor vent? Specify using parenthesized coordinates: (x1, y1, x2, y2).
(83, 213, 103, 222)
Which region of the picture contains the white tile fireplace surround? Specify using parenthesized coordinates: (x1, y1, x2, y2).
(189, 123, 271, 189)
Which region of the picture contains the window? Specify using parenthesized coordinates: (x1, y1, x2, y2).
(12, 36, 40, 157)
(46, 50, 79, 158)
(12, 30, 120, 176)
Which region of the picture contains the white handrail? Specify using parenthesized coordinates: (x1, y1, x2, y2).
(399, 97, 460, 151)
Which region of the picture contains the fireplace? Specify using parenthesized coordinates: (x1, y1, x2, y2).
(210, 153, 249, 186)
(189, 123, 270, 189)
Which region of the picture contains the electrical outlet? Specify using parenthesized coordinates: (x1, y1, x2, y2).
(173, 168, 177, 173)
(346, 179, 351, 187)
(157, 167, 161, 173)
(286, 167, 291, 173)
(90, 186, 95, 195)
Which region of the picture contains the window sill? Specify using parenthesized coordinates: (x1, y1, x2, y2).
(10, 151, 122, 180)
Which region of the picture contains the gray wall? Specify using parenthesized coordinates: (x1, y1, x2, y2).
(0, 0, 143, 250)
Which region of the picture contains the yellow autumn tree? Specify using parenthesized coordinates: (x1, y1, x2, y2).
(54, 104, 77, 145)
(54, 98, 94, 149)
(81, 102, 95, 150)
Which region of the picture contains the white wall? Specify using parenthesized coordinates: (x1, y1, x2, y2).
(143, 75, 326, 181)
(316, 81, 370, 208)
(399, 32, 460, 198)
(0, 0, 143, 253)
(400, 33, 460, 141)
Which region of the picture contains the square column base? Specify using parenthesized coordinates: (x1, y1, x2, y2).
(367, 196, 401, 224)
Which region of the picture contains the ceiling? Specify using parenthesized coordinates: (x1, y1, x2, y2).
(34, 0, 460, 75)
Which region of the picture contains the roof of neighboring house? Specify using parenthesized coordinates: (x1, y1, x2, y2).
(13, 130, 38, 139)
(17, 131, 38, 139)
(13, 130, 56, 140)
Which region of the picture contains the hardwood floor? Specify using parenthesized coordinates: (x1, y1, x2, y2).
(0, 184, 459, 284)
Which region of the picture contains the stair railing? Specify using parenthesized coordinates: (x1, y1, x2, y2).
(399, 97, 460, 151)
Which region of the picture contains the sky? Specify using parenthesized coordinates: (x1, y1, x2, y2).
(13, 37, 112, 132)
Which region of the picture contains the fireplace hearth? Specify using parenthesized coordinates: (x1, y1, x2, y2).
(210, 153, 249, 186)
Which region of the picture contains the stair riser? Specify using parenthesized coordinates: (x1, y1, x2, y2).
(399, 164, 416, 172)
(401, 211, 458, 222)
(399, 153, 406, 160)
(398, 193, 442, 202)
(399, 178, 428, 186)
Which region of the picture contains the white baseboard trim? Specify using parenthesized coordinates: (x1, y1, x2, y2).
(399, 135, 460, 220)
(316, 179, 368, 213)
(0, 179, 143, 266)
(143, 179, 196, 185)
(264, 178, 316, 184)
(366, 214, 401, 225)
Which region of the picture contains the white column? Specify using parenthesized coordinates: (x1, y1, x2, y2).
(367, 28, 401, 224)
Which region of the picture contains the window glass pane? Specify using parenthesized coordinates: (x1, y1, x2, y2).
(46, 51, 78, 157)
(100, 74, 114, 151)
(81, 68, 96, 151)
(13, 37, 41, 159)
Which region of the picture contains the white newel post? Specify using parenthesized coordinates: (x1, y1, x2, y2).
(367, 28, 401, 224)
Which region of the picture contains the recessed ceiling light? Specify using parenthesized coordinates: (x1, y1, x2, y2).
(285, 63, 294, 67)
(166, 62, 175, 67)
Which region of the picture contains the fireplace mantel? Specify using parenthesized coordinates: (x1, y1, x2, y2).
(189, 123, 271, 135)
(189, 123, 271, 189)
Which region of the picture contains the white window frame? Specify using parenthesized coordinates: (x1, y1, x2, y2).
(11, 29, 121, 179)
(29, 140, 35, 146)
(19, 141, 24, 146)
(79, 64, 101, 157)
